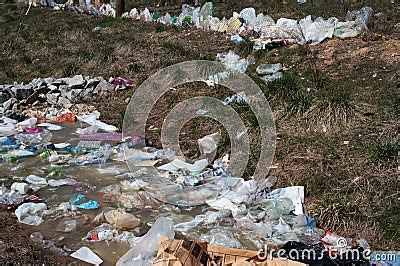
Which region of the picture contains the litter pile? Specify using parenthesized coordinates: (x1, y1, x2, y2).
(1, 86, 370, 265)
(0, 75, 132, 115)
(25, 0, 373, 47)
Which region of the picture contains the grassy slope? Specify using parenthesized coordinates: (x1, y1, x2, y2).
(0, 1, 399, 251)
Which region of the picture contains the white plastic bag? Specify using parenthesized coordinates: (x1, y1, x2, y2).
(116, 217, 175, 266)
(15, 202, 47, 226)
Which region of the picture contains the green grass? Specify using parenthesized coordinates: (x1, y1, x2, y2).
(162, 41, 186, 55)
(369, 137, 399, 165)
(379, 201, 400, 241)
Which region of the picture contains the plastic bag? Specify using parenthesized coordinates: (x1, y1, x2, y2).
(256, 63, 283, 75)
(299, 16, 337, 44)
(345, 6, 373, 31)
(116, 217, 175, 266)
(216, 50, 252, 74)
(71, 247, 103, 265)
(239, 8, 256, 27)
(77, 112, 117, 132)
(200, 2, 213, 20)
(15, 202, 47, 226)
(200, 228, 242, 248)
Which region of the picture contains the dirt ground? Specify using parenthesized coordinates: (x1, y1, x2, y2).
(0, 1, 399, 264)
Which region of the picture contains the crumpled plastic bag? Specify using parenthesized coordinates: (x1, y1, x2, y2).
(345, 6, 373, 31)
(216, 50, 253, 74)
(15, 202, 47, 226)
(239, 7, 257, 28)
(197, 132, 220, 159)
(200, 228, 243, 248)
(299, 16, 337, 44)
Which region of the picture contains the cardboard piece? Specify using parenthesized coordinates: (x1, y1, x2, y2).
(153, 237, 305, 266)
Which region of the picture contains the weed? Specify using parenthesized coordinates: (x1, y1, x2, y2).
(238, 37, 254, 55)
(254, 49, 269, 60)
(306, 85, 355, 130)
(314, 196, 362, 231)
(162, 41, 185, 55)
(369, 137, 399, 165)
(155, 24, 165, 33)
(378, 201, 400, 241)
